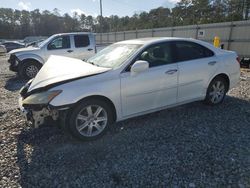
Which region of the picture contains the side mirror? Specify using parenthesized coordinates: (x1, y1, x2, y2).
(130, 60, 149, 75)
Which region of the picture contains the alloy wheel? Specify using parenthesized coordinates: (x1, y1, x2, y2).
(209, 80, 225, 104)
(26, 65, 39, 78)
(75, 105, 108, 137)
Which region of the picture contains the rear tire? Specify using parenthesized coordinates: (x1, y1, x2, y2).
(68, 99, 114, 141)
(19, 60, 42, 79)
(204, 77, 227, 105)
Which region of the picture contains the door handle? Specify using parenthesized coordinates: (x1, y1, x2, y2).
(165, 69, 178, 75)
(208, 61, 217, 65)
(88, 48, 93, 51)
(67, 50, 73, 53)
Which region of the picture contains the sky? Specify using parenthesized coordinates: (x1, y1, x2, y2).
(0, 0, 180, 17)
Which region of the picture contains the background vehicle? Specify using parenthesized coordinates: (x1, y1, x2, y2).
(240, 58, 250, 69)
(8, 32, 96, 79)
(25, 39, 45, 47)
(2, 41, 25, 52)
(0, 45, 7, 54)
(18, 38, 240, 141)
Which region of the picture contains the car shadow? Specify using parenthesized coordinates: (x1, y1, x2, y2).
(4, 75, 27, 91)
(16, 96, 250, 187)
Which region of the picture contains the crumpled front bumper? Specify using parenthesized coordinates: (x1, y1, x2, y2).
(18, 97, 32, 121)
(18, 97, 60, 128)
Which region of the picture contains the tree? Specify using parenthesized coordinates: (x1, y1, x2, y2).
(0, 1, 248, 39)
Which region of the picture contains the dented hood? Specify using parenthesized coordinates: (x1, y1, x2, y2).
(28, 55, 111, 92)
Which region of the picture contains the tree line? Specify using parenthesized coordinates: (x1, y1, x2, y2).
(0, 0, 249, 39)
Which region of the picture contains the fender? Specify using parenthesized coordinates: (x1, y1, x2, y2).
(205, 72, 230, 91)
(16, 53, 45, 65)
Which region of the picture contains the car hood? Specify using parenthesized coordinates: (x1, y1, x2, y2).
(28, 55, 111, 92)
(9, 46, 39, 54)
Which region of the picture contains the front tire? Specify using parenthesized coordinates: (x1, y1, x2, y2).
(19, 61, 42, 79)
(68, 99, 113, 141)
(204, 77, 227, 105)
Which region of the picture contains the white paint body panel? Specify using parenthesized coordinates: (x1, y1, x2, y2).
(120, 63, 178, 117)
(28, 37, 240, 122)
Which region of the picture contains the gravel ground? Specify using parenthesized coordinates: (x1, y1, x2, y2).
(0, 55, 250, 187)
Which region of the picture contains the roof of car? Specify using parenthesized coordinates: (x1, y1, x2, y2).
(3, 41, 24, 45)
(53, 32, 93, 36)
(115, 37, 221, 53)
(116, 37, 200, 45)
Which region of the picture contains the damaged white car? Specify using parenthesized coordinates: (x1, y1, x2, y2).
(19, 38, 240, 140)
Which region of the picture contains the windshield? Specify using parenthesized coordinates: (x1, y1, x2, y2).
(87, 44, 141, 68)
(38, 35, 54, 48)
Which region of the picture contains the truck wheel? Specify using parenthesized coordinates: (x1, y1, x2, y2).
(19, 61, 42, 79)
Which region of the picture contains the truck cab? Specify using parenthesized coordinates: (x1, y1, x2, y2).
(8, 32, 96, 79)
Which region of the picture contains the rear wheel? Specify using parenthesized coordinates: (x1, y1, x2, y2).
(19, 61, 42, 79)
(68, 99, 113, 141)
(204, 77, 227, 105)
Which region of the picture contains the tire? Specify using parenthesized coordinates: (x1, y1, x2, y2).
(204, 77, 227, 105)
(19, 60, 42, 79)
(68, 99, 114, 141)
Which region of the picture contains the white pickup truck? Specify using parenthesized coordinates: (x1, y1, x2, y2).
(8, 32, 96, 79)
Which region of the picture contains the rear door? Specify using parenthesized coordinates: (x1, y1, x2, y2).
(174, 41, 218, 102)
(73, 34, 95, 60)
(120, 42, 178, 117)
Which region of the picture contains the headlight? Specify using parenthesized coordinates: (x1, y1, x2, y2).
(22, 90, 62, 105)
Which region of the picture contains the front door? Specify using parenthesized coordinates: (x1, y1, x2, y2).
(45, 35, 75, 61)
(120, 42, 178, 117)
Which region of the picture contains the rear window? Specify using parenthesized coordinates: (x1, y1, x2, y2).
(74, 35, 90, 48)
(175, 41, 214, 62)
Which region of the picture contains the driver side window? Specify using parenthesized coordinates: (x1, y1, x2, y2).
(47, 36, 70, 50)
(137, 42, 173, 68)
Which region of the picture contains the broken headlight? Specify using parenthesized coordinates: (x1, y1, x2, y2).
(22, 90, 62, 106)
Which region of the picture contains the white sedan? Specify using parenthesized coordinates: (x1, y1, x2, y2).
(19, 37, 240, 140)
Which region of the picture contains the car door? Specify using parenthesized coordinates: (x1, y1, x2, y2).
(45, 35, 75, 60)
(174, 41, 218, 102)
(73, 34, 95, 60)
(120, 42, 178, 117)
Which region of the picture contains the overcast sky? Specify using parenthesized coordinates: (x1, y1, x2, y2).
(1, 0, 180, 17)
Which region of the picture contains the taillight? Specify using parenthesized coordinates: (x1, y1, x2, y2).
(236, 57, 241, 64)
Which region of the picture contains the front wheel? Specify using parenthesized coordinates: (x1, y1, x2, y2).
(204, 77, 227, 105)
(68, 99, 114, 141)
(19, 61, 42, 79)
